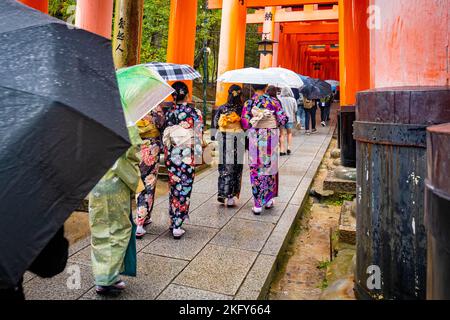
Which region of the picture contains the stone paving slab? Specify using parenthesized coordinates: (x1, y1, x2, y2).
(173, 244, 258, 296)
(81, 253, 188, 300)
(143, 225, 219, 260)
(235, 254, 277, 300)
(185, 197, 245, 229)
(68, 234, 160, 268)
(24, 107, 336, 300)
(157, 284, 233, 300)
(23, 272, 35, 284)
(210, 218, 275, 252)
(261, 204, 302, 257)
(24, 263, 94, 300)
(235, 201, 288, 224)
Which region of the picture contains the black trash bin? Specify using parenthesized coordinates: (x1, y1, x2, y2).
(354, 87, 450, 300)
(337, 110, 341, 148)
(340, 105, 356, 167)
(425, 123, 450, 300)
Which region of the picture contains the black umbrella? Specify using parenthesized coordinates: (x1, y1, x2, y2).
(0, 0, 130, 286)
(299, 77, 333, 100)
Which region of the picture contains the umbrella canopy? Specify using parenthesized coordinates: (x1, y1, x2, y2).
(218, 67, 268, 84)
(325, 80, 340, 87)
(117, 66, 174, 124)
(218, 67, 302, 87)
(298, 74, 315, 87)
(143, 62, 201, 81)
(299, 78, 333, 100)
(264, 67, 304, 88)
(0, 0, 130, 286)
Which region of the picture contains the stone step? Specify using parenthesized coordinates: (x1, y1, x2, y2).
(338, 200, 356, 245)
(323, 166, 356, 194)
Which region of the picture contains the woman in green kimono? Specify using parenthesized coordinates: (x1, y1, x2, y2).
(88, 125, 143, 296)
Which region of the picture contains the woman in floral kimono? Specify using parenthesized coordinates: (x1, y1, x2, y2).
(212, 85, 245, 206)
(163, 82, 203, 239)
(241, 84, 288, 215)
(89, 125, 142, 296)
(135, 105, 165, 239)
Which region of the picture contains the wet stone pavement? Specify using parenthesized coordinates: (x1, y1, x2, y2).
(23, 107, 337, 300)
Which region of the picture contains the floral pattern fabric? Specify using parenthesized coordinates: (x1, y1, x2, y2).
(135, 107, 165, 227)
(241, 94, 288, 208)
(213, 103, 245, 201)
(164, 103, 203, 229)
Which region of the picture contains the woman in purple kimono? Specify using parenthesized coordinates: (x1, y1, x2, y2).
(241, 84, 288, 215)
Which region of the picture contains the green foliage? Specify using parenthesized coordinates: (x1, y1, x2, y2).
(195, 2, 222, 83)
(245, 24, 261, 68)
(319, 278, 329, 290)
(49, 0, 76, 21)
(48, 1, 262, 83)
(317, 259, 331, 270)
(141, 0, 170, 63)
(322, 194, 355, 206)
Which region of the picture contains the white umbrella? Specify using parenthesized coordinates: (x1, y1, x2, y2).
(218, 67, 303, 88)
(218, 67, 276, 85)
(264, 67, 304, 88)
(325, 80, 340, 87)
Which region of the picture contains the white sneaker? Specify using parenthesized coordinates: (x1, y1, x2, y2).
(265, 199, 274, 209)
(252, 207, 262, 215)
(136, 225, 146, 239)
(172, 228, 186, 239)
(226, 197, 236, 207)
(321, 121, 326, 127)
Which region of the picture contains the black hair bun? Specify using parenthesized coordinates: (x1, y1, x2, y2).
(171, 81, 189, 102)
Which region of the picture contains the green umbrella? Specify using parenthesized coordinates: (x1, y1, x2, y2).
(116, 65, 174, 124)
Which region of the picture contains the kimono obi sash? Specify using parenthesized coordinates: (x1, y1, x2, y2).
(163, 125, 194, 148)
(253, 116, 277, 129)
(218, 111, 243, 133)
(250, 107, 278, 129)
(136, 118, 160, 138)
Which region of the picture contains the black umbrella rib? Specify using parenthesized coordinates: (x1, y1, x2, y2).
(76, 58, 117, 88)
(0, 84, 129, 143)
(0, 20, 65, 36)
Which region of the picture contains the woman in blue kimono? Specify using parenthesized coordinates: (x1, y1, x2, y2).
(163, 82, 203, 239)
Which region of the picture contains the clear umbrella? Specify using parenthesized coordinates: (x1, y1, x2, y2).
(264, 67, 304, 88)
(218, 67, 303, 88)
(117, 65, 174, 124)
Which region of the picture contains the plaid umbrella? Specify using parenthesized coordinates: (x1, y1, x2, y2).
(143, 62, 201, 81)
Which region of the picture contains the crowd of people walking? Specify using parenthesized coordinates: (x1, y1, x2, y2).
(1, 78, 335, 299)
(85, 81, 336, 296)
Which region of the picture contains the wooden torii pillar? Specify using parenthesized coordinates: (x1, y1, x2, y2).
(235, 1, 248, 70)
(271, 22, 281, 67)
(167, 0, 198, 98)
(369, 0, 449, 88)
(18, 0, 48, 13)
(259, 6, 276, 69)
(215, 0, 247, 107)
(76, 0, 114, 39)
(112, 0, 145, 68)
(338, 0, 370, 106)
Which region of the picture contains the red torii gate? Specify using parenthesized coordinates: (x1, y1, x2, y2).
(18, 0, 449, 108)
